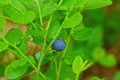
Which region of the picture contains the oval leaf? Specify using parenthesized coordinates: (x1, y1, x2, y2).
(10, 11, 35, 24)
(72, 56, 83, 74)
(0, 17, 6, 31)
(48, 20, 60, 38)
(92, 47, 106, 61)
(0, 41, 9, 52)
(5, 28, 23, 45)
(65, 50, 85, 65)
(9, 0, 26, 13)
(84, 0, 112, 10)
(42, 2, 57, 16)
(72, 27, 93, 41)
(99, 54, 117, 67)
(63, 12, 82, 28)
(5, 60, 28, 79)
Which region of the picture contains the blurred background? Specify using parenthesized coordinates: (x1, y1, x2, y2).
(0, 0, 120, 80)
(80, 0, 120, 80)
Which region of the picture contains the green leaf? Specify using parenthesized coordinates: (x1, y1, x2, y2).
(19, 37, 28, 53)
(5, 59, 28, 79)
(8, 47, 23, 58)
(102, 78, 108, 80)
(0, 51, 5, 58)
(1, 4, 16, 17)
(59, 62, 75, 80)
(29, 74, 39, 80)
(64, 77, 71, 80)
(65, 50, 85, 65)
(72, 0, 85, 8)
(83, 62, 93, 71)
(59, 0, 76, 11)
(29, 74, 41, 80)
(29, 74, 52, 80)
(27, 29, 47, 44)
(58, 29, 68, 40)
(27, 56, 36, 66)
(92, 47, 106, 61)
(91, 76, 108, 80)
(5, 28, 23, 45)
(48, 20, 60, 38)
(42, 1, 57, 16)
(27, 29, 47, 37)
(72, 27, 93, 41)
(113, 71, 120, 80)
(46, 52, 58, 61)
(44, 62, 56, 80)
(0, 41, 9, 52)
(87, 9, 106, 22)
(90, 76, 100, 80)
(87, 26, 104, 47)
(58, 6, 67, 10)
(9, 0, 26, 13)
(0, 17, 6, 31)
(0, 0, 9, 6)
(52, 11, 65, 20)
(10, 11, 35, 24)
(18, 0, 33, 5)
(63, 12, 82, 28)
(72, 56, 83, 74)
(1, 3, 34, 24)
(33, 37, 44, 45)
(99, 54, 117, 67)
(84, 0, 112, 10)
(0, 63, 5, 76)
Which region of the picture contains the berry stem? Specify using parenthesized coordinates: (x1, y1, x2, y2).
(56, 28, 73, 80)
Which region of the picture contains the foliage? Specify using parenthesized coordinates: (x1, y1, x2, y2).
(0, 0, 114, 80)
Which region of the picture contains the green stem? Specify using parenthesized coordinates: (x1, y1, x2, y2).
(37, 15, 52, 78)
(0, 35, 9, 44)
(34, 0, 43, 27)
(37, 34, 46, 79)
(54, 59, 58, 74)
(9, 0, 25, 15)
(62, 28, 73, 58)
(37, 15, 52, 69)
(46, 15, 53, 30)
(0, 15, 9, 20)
(30, 22, 38, 30)
(75, 74, 79, 80)
(56, 60, 62, 80)
(54, 59, 58, 80)
(56, 28, 73, 80)
(34, 1, 53, 79)
(47, 12, 69, 50)
(30, 22, 43, 30)
(57, 0, 63, 8)
(37, 35, 46, 70)
(0, 35, 46, 79)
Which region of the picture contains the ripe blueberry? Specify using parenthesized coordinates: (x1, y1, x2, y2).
(53, 39, 66, 51)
